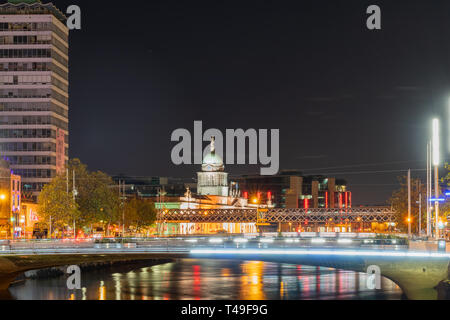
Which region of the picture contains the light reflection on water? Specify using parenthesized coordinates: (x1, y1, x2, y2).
(9, 260, 403, 300)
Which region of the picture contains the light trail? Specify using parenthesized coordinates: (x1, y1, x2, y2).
(190, 249, 450, 259)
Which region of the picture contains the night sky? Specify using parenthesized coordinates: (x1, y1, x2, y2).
(48, 0, 450, 205)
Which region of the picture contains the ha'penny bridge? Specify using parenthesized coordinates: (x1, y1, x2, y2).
(157, 207, 397, 224)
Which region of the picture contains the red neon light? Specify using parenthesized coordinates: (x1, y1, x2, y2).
(267, 191, 272, 200)
(345, 192, 348, 209)
(339, 193, 343, 209)
(304, 199, 309, 209)
(325, 192, 328, 209)
(243, 192, 248, 199)
(349, 192, 352, 208)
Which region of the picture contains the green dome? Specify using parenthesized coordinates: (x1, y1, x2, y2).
(202, 137, 225, 172)
(203, 151, 223, 165)
(202, 150, 224, 172)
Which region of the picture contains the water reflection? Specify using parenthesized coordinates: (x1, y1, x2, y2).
(8, 260, 403, 300)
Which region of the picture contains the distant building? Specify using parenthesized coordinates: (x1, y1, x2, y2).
(234, 170, 351, 209)
(155, 138, 257, 235)
(10, 170, 20, 236)
(20, 200, 38, 239)
(0, 1, 69, 201)
(112, 175, 194, 200)
(0, 157, 21, 238)
(197, 137, 229, 197)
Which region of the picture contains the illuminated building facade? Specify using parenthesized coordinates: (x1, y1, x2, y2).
(0, 157, 22, 238)
(235, 171, 352, 209)
(197, 137, 229, 197)
(158, 138, 259, 235)
(0, 157, 10, 237)
(10, 170, 20, 236)
(0, 1, 69, 201)
(20, 200, 38, 238)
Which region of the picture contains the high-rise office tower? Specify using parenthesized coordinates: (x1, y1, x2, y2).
(0, 1, 68, 201)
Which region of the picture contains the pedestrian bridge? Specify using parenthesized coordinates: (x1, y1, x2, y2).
(0, 238, 448, 300)
(158, 207, 396, 223)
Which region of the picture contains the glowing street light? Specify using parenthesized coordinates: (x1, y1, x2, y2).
(433, 119, 440, 166)
(432, 118, 441, 239)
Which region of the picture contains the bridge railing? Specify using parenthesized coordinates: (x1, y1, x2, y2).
(158, 208, 397, 223)
(0, 236, 412, 255)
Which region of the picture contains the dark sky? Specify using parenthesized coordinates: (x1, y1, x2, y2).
(49, 0, 450, 205)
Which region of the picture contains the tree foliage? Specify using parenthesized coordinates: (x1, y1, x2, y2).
(66, 159, 120, 228)
(37, 176, 79, 230)
(389, 175, 427, 232)
(124, 198, 157, 232)
(38, 159, 157, 234)
(440, 164, 450, 220)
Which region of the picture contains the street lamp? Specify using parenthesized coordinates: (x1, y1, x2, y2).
(432, 118, 440, 239)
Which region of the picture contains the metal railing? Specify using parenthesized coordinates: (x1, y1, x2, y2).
(159, 208, 397, 223)
(0, 235, 416, 255)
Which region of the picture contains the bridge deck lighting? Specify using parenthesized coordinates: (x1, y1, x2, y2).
(339, 233, 357, 238)
(260, 238, 274, 244)
(185, 239, 198, 243)
(338, 239, 353, 244)
(234, 238, 248, 244)
(209, 238, 223, 244)
(190, 249, 450, 259)
(311, 238, 326, 244)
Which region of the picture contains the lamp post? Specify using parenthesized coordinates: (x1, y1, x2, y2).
(432, 119, 440, 240)
(157, 187, 161, 237)
(408, 169, 411, 239)
(426, 142, 431, 237)
(72, 170, 77, 239)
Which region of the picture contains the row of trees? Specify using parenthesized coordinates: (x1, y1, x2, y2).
(37, 159, 156, 236)
(390, 164, 450, 232)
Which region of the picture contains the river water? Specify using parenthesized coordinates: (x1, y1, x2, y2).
(8, 259, 403, 300)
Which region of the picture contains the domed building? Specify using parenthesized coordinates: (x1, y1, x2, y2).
(158, 138, 260, 235)
(197, 137, 229, 197)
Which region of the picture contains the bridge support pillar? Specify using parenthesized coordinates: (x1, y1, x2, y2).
(436, 281, 450, 300)
(367, 259, 450, 300)
(0, 273, 19, 291)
